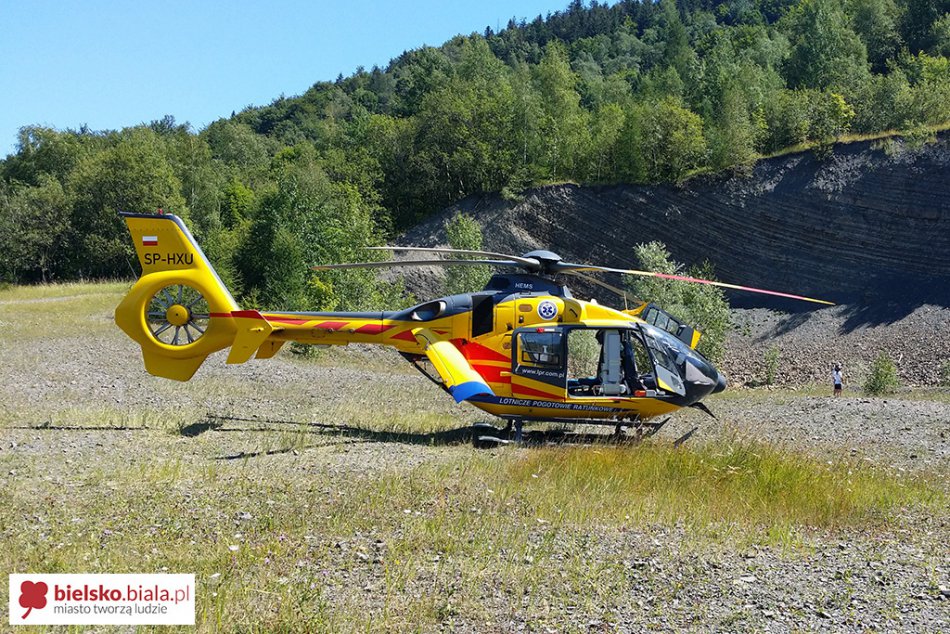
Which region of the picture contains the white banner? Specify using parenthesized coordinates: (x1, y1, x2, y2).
(9, 574, 195, 625)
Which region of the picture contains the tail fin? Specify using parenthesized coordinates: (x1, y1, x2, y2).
(115, 212, 239, 381)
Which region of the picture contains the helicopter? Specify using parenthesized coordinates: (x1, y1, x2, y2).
(115, 211, 832, 442)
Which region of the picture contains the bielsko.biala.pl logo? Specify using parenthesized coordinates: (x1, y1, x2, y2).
(9, 574, 194, 626)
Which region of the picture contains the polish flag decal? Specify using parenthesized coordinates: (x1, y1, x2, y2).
(142, 235, 158, 247)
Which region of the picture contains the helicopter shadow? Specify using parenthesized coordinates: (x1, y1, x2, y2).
(11, 424, 151, 432)
(181, 415, 653, 460)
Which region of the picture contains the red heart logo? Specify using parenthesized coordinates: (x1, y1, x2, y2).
(19, 580, 48, 619)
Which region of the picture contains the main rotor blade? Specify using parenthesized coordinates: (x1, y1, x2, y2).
(312, 259, 521, 271)
(563, 270, 641, 304)
(365, 246, 541, 269)
(560, 264, 835, 306)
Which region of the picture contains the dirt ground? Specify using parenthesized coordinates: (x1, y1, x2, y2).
(1, 285, 948, 632)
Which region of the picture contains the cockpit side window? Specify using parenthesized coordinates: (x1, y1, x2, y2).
(517, 331, 563, 368)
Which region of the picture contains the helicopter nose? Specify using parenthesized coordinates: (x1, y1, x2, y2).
(712, 371, 728, 394)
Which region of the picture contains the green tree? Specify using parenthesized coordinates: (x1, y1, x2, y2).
(412, 38, 519, 208)
(165, 127, 221, 236)
(763, 345, 781, 385)
(809, 91, 856, 155)
(2, 126, 88, 186)
(632, 98, 708, 182)
(67, 127, 187, 278)
(391, 46, 452, 115)
(658, 0, 697, 82)
(0, 176, 70, 282)
(221, 179, 255, 229)
(362, 113, 418, 227)
(783, 0, 870, 90)
(241, 150, 402, 312)
(444, 213, 491, 294)
(707, 86, 762, 170)
(864, 351, 899, 395)
(626, 241, 731, 363)
(849, 0, 901, 71)
(903, 52, 950, 126)
(762, 89, 814, 152)
(583, 102, 626, 182)
(532, 41, 591, 180)
(849, 70, 914, 131)
(202, 120, 274, 185)
(900, 0, 949, 54)
(933, 13, 950, 56)
(235, 199, 307, 309)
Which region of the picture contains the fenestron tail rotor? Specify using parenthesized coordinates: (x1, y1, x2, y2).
(145, 284, 211, 346)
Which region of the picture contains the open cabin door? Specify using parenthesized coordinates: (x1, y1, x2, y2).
(638, 324, 687, 396)
(557, 325, 689, 399)
(511, 327, 567, 400)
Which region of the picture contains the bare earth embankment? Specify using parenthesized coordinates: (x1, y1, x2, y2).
(0, 284, 948, 632)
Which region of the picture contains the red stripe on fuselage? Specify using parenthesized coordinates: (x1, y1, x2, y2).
(391, 329, 417, 342)
(312, 320, 347, 330)
(355, 324, 392, 335)
(267, 317, 311, 325)
(457, 341, 510, 363)
(231, 310, 264, 319)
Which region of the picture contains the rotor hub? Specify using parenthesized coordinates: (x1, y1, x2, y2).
(521, 250, 563, 274)
(165, 304, 190, 327)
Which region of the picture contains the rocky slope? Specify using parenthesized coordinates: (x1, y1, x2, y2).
(404, 134, 950, 307)
(399, 135, 950, 386)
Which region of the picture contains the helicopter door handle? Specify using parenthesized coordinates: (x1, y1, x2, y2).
(500, 371, 512, 378)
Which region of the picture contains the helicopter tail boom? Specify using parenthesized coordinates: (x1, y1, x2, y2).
(115, 212, 240, 381)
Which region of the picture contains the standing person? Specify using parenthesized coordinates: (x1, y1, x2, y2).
(832, 364, 843, 396)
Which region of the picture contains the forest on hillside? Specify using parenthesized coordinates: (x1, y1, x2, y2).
(1, 0, 949, 311)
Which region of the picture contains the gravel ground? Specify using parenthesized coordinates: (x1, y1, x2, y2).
(666, 392, 950, 472)
(724, 304, 950, 388)
(2, 290, 949, 632)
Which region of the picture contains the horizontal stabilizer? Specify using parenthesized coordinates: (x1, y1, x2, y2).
(227, 310, 275, 364)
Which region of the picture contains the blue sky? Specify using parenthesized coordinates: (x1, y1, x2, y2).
(0, 0, 575, 156)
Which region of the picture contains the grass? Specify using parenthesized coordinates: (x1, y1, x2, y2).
(0, 280, 131, 302)
(0, 281, 948, 631)
(498, 440, 943, 530)
(760, 121, 950, 160)
(0, 281, 129, 342)
(0, 431, 944, 632)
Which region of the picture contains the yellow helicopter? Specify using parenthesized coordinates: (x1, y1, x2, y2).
(115, 211, 832, 442)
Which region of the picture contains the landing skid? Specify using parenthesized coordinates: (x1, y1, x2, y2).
(472, 417, 671, 448)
